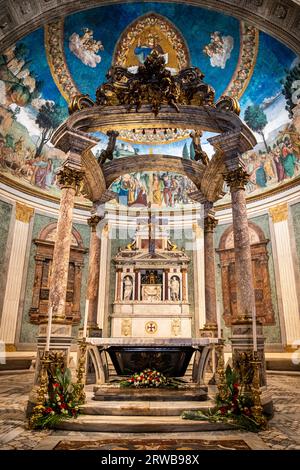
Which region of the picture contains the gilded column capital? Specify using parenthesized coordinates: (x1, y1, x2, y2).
(204, 214, 218, 233)
(224, 167, 249, 191)
(269, 203, 288, 223)
(87, 215, 101, 232)
(15, 202, 34, 223)
(56, 166, 85, 194)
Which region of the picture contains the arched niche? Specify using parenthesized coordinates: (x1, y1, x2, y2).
(217, 221, 275, 326)
(29, 222, 88, 325)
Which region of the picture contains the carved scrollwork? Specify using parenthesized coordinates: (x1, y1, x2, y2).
(96, 50, 215, 115)
(68, 94, 95, 114)
(216, 95, 241, 115)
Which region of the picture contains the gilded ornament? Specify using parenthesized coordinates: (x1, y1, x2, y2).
(68, 94, 95, 114)
(15, 202, 34, 223)
(87, 214, 101, 231)
(56, 167, 85, 194)
(269, 203, 288, 223)
(224, 167, 250, 191)
(121, 319, 132, 337)
(204, 215, 218, 233)
(96, 50, 215, 116)
(216, 95, 240, 115)
(76, 339, 88, 404)
(113, 13, 190, 70)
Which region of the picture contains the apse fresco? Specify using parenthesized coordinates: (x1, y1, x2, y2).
(0, 1, 299, 202)
(109, 172, 197, 209)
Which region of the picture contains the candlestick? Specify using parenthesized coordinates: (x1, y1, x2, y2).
(217, 301, 221, 338)
(252, 305, 257, 352)
(83, 299, 89, 338)
(45, 306, 53, 352)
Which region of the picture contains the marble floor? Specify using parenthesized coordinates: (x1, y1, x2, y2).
(0, 371, 299, 450)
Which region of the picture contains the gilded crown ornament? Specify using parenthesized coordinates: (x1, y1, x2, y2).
(95, 50, 215, 116)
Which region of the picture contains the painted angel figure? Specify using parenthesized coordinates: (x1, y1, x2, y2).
(69, 28, 104, 68)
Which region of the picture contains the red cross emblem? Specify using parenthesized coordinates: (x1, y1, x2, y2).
(145, 321, 157, 334)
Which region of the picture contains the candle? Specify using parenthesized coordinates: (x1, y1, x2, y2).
(252, 305, 257, 352)
(83, 299, 89, 338)
(217, 301, 221, 338)
(45, 306, 53, 352)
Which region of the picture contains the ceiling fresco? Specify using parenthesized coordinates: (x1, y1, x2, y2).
(0, 1, 298, 208)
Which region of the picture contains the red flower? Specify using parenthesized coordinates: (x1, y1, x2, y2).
(220, 406, 228, 415)
(233, 383, 239, 390)
(53, 383, 59, 388)
(60, 403, 67, 409)
(45, 407, 53, 413)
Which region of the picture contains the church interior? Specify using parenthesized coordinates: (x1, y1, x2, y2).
(0, 0, 300, 452)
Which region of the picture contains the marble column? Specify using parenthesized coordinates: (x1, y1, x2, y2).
(269, 203, 300, 346)
(224, 167, 256, 322)
(86, 215, 101, 333)
(208, 134, 269, 407)
(181, 268, 187, 302)
(49, 167, 84, 322)
(97, 224, 109, 330)
(0, 202, 34, 347)
(202, 201, 218, 336)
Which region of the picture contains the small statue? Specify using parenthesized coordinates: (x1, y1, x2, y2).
(123, 276, 133, 301)
(190, 130, 209, 166)
(98, 130, 119, 165)
(149, 271, 157, 284)
(170, 276, 180, 301)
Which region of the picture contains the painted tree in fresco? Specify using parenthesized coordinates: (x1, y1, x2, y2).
(189, 141, 195, 160)
(182, 142, 189, 159)
(244, 104, 268, 152)
(282, 62, 300, 117)
(34, 102, 65, 158)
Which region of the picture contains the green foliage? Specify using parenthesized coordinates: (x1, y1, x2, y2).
(182, 365, 267, 433)
(281, 63, 300, 117)
(244, 105, 267, 133)
(182, 142, 189, 159)
(189, 141, 195, 160)
(29, 367, 80, 430)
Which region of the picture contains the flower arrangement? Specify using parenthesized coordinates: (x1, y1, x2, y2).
(29, 367, 81, 429)
(120, 368, 180, 388)
(182, 365, 267, 432)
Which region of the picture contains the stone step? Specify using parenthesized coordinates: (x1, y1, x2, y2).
(56, 415, 233, 433)
(93, 387, 208, 402)
(81, 400, 214, 416)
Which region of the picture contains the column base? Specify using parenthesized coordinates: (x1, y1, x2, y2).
(230, 318, 267, 387)
(200, 324, 218, 338)
(78, 326, 103, 339)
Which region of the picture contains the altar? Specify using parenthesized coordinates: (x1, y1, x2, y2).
(87, 337, 220, 385)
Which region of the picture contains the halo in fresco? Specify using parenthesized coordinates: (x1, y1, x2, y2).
(0, 1, 298, 206)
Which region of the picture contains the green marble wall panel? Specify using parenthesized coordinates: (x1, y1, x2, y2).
(0, 199, 13, 285)
(19, 213, 90, 344)
(214, 214, 281, 345)
(290, 202, 300, 272)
